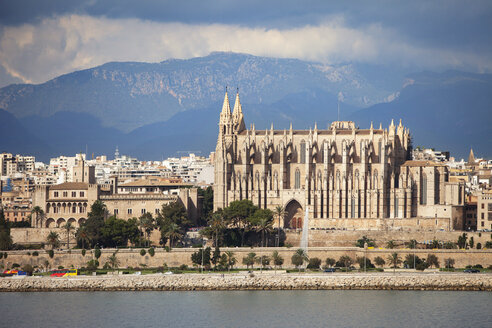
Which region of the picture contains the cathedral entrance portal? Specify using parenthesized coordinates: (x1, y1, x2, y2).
(285, 200, 303, 229)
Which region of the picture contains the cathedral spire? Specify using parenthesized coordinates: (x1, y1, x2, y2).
(232, 89, 245, 132)
(220, 89, 232, 118)
(468, 148, 476, 164)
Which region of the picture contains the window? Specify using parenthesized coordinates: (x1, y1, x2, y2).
(72, 192, 76, 197)
(54, 192, 59, 197)
(141, 209, 146, 214)
(128, 208, 132, 214)
(482, 213, 485, 219)
(488, 203, 492, 211)
(80, 192, 85, 197)
(488, 212, 492, 221)
(63, 191, 68, 197)
(300, 141, 306, 164)
(114, 209, 119, 215)
(295, 169, 301, 189)
(481, 222, 484, 227)
(155, 209, 160, 214)
(420, 175, 427, 205)
(72, 207, 76, 213)
(482, 203, 485, 209)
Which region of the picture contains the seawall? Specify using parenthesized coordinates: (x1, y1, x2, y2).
(1, 273, 491, 292)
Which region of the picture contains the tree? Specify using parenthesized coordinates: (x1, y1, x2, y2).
(31, 206, 44, 228)
(100, 216, 140, 247)
(255, 255, 271, 270)
(164, 223, 183, 249)
(88, 200, 107, 220)
(291, 249, 308, 272)
(108, 252, 120, 271)
(62, 222, 75, 249)
(225, 200, 257, 246)
(355, 236, 376, 248)
(307, 257, 322, 270)
(46, 231, 60, 250)
(209, 211, 225, 247)
(426, 254, 440, 268)
(407, 239, 417, 249)
(336, 255, 353, 271)
(431, 239, 440, 249)
(211, 246, 221, 270)
(356, 256, 374, 269)
(272, 251, 284, 269)
(404, 254, 422, 269)
(387, 252, 402, 272)
(250, 208, 274, 247)
(191, 247, 211, 269)
(242, 252, 256, 269)
(87, 259, 99, 271)
(444, 258, 455, 269)
(139, 212, 155, 247)
(273, 205, 285, 247)
(386, 240, 396, 249)
(225, 251, 236, 272)
(0, 209, 13, 250)
(75, 225, 91, 249)
(469, 236, 474, 249)
(374, 256, 386, 268)
(325, 257, 336, 268)
(198, 186, 214, 224)
(457, 233, 468, 249)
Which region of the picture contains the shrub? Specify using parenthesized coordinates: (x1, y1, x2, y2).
(444, 258, 455, 268)
(325, 257, 336, 267)
(22, 264, 34, 275)
(12, 263, 20, 268)
(3, 252, 7, 259)
(356, 256, 375, 269)
(307, 257, 322, 270)
(179, 264, 188, 271)
(485, 241, 492, 248)
(103, 262, 111, 270)
(416, 262, 428, 271)
(87, 259, 99, 271)
(148, 248, 155, 257)
(32, 251, 39, 256)
(473, 264, 483, 269)
(140, 249, 146, 256)
(285, 242, 293, 248)
(374, 256, 386, 268)
(48, 249, 54, 258)
(164, 246, 170, 252)
(0, 252, 3, 259)
(477, 243, 482, 249)
(427, 254, 440, 268)
(81, 249, 86, 256)
(27, 252, 31, 256)
(355, 236, 376, 248)
(94, 246, 101, 259)
(58, 266, 64, 269)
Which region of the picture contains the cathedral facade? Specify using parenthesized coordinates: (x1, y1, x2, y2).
(214, 91, 465, 231)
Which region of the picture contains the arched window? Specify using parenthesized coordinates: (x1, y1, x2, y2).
(300, 141, 306, 164)
(295, 169, 301, 189)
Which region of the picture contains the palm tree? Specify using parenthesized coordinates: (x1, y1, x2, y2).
(139, 213, 155, 247)
(46, 231, 60, 250)
(242, 252, 256, 269)
(292, 248, 309, 272)
(272, 250, 284, 271)
(108, 252, 120, 271)
(209, 212, 225, 247)
(273, 206, 285, 247)
(31, 206, 44, 228)
(76, 225, 90, 249)
(387, 252, 402, 273)
(165, 223, 182, 249)
(62, 222, 75, 249)
(225, 251, 236, 272)
(255, 217, 274, 247)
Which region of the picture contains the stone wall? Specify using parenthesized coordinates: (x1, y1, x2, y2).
(285, 230, 492, 248)
(1, 247, 491, 271)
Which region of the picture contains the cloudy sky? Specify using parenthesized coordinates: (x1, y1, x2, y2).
(0, 0, 491, 88)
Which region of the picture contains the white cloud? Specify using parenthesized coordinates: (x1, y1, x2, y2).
(0, 14, 491, 85)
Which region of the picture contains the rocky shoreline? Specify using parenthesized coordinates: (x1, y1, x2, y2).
(1, 273, 491, 292)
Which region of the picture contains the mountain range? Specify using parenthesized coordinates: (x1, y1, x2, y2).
(0, 52, 490, 162)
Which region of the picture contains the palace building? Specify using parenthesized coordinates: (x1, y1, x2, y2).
(214, 91, 465, 231)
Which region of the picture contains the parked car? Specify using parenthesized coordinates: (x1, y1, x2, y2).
(463, 269, 480, 273)
(324, 268, 336, 273)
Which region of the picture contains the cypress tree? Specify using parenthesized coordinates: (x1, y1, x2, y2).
(0, 209, 13, 250)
